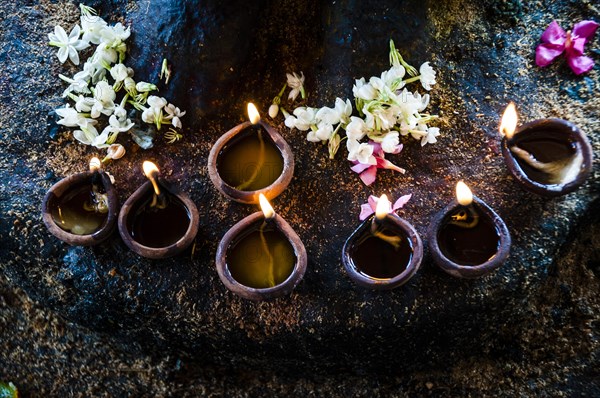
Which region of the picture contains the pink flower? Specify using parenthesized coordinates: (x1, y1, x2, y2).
(350, 141, 405, 186)
(536, 20, 599, 75)
(359, 194, 412, 221)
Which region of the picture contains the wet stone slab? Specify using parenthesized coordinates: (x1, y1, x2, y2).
(1, 0, 599, 375)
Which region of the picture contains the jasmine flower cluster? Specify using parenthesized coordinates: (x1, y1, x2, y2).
(284, 40, 440, 185)
(49, 4, 186, 161)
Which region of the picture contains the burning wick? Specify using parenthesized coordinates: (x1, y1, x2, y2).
(259, 193, 275, 220)
(143, 161, 166, 208)
(500, 103, 582, 185)
(258, 193, 276, 286)
(89, 157, 102, 173)
(247, 103, 261, 125)
(449, 181, 478, 228)
(369, 194, 402, 250)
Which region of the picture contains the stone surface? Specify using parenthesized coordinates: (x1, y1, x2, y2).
(1, 0, 599, 394)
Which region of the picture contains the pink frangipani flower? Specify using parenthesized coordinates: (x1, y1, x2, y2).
(350, 141, 405, 186)
(359, 193, 412, 221)
(536, 20, 599, 75)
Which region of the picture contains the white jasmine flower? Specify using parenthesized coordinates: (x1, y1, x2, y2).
(112, 105, 127, 122)
(92, 43, 118, 66)
(110, 63, 129, 82)
(345, 116, 368, 141)
(381, 131, 400, 153)
(285, 107, 317, 131)
(48, 25, 89, 65)
(74, 95, 95, 112)
(73, 120, 108, 147)
(316, 98, 351, 126)
(56, 105, 93, 127)
(108, 114, 134, 132)
(399, 115, 418, 136)
(91, 80, 116, 117)
(316, 123, 334, 141)
(124, 77, 137, 96)
(164, 103, 186, 129)
(147, 96, 167, 109)
(136, 82, 157, 93)
(286, 71, 305, 101)
(268, 104, 279, 118)
(141, 107, 157, 124)
(59, 74, 90, 97)
(100, 22, 131, 44)
(381, 65, 406, 89)
(419, 62, 436, 91)
(105, 143, 126, 160)
(347, 139, 376, 165)
(352, 78, 378, 101)
(80, 14, 107, 45)
(420, 126, 440, 146)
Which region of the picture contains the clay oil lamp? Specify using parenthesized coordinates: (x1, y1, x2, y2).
(42, 157, 117, 246)
(118, 161, 199, 259)
(342, 194, 423, 290)
(208, 103, 294, 204)
(428, 181, 511, 279)
(216, 194, 307, 301)
(499, 103, 593, 197)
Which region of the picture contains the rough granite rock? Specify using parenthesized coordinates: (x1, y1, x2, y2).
(1, 0, 599, 395)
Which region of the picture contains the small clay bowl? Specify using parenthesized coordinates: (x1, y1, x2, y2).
(42, 171, 117, 246)
(428, 196, 511, 279)
(118, 178, 199, 259)
(501, 119, 593, 197)
(207, 120, 295, 204)
(216, 212, 307, 301)
(342, 213, 423, 290)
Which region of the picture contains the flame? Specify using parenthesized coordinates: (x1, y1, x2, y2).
(456, 181, 473, 206)
(142, 161, 159, 178)
(499, 102, 518, 139)
(375, 194, 391, 220)
(259, 193, 275, 219)
(89, 157, 101, 172)
(247, 103, 261, 125)
(142, 161, 161, 195)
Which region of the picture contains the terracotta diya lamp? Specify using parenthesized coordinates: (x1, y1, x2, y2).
(428, 181, 511, 279)
(118, 161, 199, 259)
(342, 194, 423, 290)
(499, 103, 593, 197)
(208, 103, 294, 204)
(42, 157, 117, 246)
(216, 194, 307, 301)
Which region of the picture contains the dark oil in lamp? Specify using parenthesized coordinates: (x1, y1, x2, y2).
(127, 161, 191, 248)
(348, 195, 414, 279)
(50, 157, 109, 236)
(225, 194, 295, 289)
(499, 103, 592, 196)
(216, 103, 284, 191)
(436, 182, 500, 265)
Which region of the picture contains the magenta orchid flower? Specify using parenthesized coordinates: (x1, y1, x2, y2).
(350, 141, 405, 186)
(536, 20, 599, 75)
(359, 193, 412, 221)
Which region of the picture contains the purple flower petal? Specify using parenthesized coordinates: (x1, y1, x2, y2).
(392, 194, 412, 211)
(351, 162, 371, 173)
(376, 157, 406, 173)
(359, 166, 377, 186)
(359, 203, 374, 220)
(567, 54, 595, 75)
(535, 43, 565, 67)
(540, 21, 567, 45)
(572, 20, 599, 42)
(567, 37, 586, 56)
(367, 195, 378, 210)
